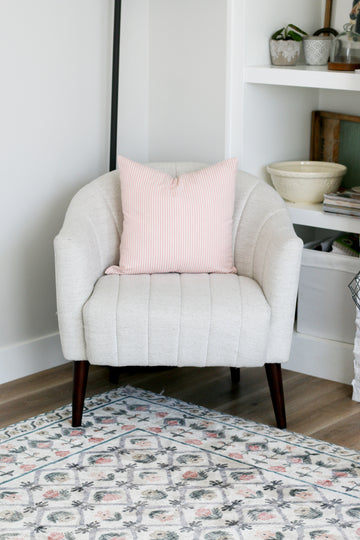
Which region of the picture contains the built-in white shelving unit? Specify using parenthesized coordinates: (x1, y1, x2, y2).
(245, 65, 360, 92)
(236, 0, 360, 386)
(286, 198, 358, 386)
(287, 202, 360, 234)
(244, 67, 359, 386)
(288, 199, 358, 387)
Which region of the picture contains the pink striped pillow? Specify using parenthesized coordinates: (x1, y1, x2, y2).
(105, 157, 238, 275)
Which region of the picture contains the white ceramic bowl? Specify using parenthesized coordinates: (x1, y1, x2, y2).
(266, 161, 347, 203)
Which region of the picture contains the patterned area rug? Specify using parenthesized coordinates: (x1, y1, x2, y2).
(1, 386, 360, 540)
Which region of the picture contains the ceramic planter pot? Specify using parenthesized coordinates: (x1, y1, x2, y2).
(303, 36, 332, 65)
(269, 39, 301, 66)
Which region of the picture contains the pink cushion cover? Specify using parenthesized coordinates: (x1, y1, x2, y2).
(105, 157, 238, 275)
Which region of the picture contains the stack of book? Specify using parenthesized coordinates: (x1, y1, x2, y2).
(323, 188, 360, 217)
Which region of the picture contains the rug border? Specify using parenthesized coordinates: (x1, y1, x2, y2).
(1, 384, 359, 462)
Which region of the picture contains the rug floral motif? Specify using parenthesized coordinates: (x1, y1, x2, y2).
(1, 386, 360, 540)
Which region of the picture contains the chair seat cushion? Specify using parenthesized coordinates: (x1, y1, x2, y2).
(83, 273, 271, 368)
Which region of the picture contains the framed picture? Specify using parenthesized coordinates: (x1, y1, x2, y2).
(311, 110, 360, 189)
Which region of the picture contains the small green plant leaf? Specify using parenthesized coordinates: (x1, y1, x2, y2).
(287, 30, 303, 41)
(271, 27, 285, 40)
(271, 24, 307, 41)
(288, 23, 308, 36)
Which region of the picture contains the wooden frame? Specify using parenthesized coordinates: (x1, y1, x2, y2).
(324, 0, 333, 29)
(310, 110, 360, 188)
(310, 110, 360, 162)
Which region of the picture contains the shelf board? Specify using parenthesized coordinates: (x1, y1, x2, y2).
(286, 201, 360, 233)
(245, 65, 360, 91)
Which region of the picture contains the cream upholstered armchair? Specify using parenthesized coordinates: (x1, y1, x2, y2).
(54, 162, 303, 428)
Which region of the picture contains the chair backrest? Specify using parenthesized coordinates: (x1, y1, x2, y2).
(61, 162, 279, 276)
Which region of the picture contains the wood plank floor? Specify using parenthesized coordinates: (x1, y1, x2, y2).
(0, 363, 359, 450)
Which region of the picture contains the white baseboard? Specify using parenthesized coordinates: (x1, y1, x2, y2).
(0, 329, 355, 388)
(287, 330, 354, 385)
(0, 333, 66, 385)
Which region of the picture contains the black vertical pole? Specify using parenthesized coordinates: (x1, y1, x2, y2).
(109, 0, 122, 171)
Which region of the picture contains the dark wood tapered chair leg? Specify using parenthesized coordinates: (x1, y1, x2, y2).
(109, 366, 120, 384)
(72, 360, 90, 427)
(265, 363, 286, 429)
(230, 367, 240, 385)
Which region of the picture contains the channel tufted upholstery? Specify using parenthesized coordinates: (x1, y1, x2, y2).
(83, 273, 270, 368)
(54, 162, 303, 428)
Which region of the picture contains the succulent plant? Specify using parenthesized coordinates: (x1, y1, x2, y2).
(271, 24, 308, 41)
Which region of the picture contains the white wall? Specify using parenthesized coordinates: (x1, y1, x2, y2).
(0, 0, 113, 383)
(117, 0, 149, 162)
(117, 0, 229, 164)
(0, 0, 230, 385)
(148, 0, 228, 162)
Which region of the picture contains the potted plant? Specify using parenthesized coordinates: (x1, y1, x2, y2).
(270, 24, 308, 66)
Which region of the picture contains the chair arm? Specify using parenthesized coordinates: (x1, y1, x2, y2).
(54, 177, 121, 360)
(234, 181, 303, 363)
(54, 221, 104, 360)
